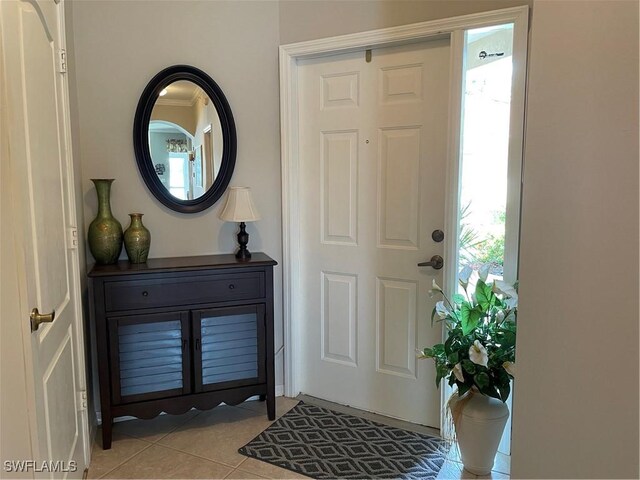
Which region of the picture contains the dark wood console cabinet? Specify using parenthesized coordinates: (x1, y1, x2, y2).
(88, 253, 277, 449)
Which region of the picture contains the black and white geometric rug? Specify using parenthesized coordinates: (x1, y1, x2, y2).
(238, 402, 449, 479)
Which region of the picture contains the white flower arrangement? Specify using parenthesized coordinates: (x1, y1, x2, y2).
(420, 266, 518, 401)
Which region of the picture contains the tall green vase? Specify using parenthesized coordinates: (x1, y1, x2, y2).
(124, 213, 151, 264)
(88, 179, 123, 265)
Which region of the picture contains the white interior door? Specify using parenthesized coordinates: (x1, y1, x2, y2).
(298, 39, 451, 427)
(2, 0, 89, 476)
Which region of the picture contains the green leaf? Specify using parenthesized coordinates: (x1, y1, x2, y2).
(432, 344, 445, 356)
(422, 348, 434, 358)
(447, 352, 459, 364)
(498, 330, 516, 349)
(430, 306, 437, 326)
(458, 382, 471, 397)
(498, 382, 511, 402)
(483, 385, 502, 400)
(474, 372, 490, 389)
(475, 280, 494, 311)
(461, 359, 476, 374)
(435, 363, 449, 388)
(460, 304, 482, 335)
(452, 293, 466, 305)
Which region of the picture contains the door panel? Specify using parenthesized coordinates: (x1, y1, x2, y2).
(298, 39, 450, 427)
(321, 272, 357, 366)
(1, 0, 89, 473)
(109, 312, 191, 404)
(321, 131, 358, 245)
(193, 305, 266, 392)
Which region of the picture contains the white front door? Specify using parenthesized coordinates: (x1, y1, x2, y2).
(1, 0, 89, 476)
(298, 39, 451, 427)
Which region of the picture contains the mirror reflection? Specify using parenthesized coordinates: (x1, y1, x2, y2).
(148, 80, 223, 200)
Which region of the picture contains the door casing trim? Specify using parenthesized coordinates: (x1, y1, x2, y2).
(279, 6, 529, 434)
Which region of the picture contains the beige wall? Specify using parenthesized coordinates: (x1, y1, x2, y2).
(68, 0, 283, 404)
(279, 0, 532, 44)
(151, 104, 197, 136)
(511, 1, 639, 478)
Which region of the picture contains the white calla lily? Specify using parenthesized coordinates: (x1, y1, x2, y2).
(435, 301, 449, 319)
(503, 361, 516, 377)
(459, 265, 473, 288)
(469, 340, 488, 367)
(505, 297, 518, 309)
(429, 279, 443, 298)
(453, 363, 465, 382)
(478, 264, 491, 283)
(493, 280, 518, 299)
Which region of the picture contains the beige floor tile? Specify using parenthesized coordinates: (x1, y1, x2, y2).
(238, 458, 311, 479)
(103, 444, 232, 479)
(446, 444, 462, 462)
(492, 452, 511, 475)
(446, 447, 510, 476)
(113, 410, 201, 443)
(87, 431, 152, 479)
(437, 460, 477, 479)
(158, 405, 272, 468)
(225, 468, 268, 479)
(237, 396, 300, 418)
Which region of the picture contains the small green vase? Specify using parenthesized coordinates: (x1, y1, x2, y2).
(124, 213, 151, 264)
(88, 179, 123, 265)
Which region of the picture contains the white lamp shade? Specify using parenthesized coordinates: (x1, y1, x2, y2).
(219, 187, 261, 222)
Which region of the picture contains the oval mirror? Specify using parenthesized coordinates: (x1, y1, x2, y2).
(133, 65, 236, 213)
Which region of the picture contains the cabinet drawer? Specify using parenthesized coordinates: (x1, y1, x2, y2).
(104, 272, 265, 312)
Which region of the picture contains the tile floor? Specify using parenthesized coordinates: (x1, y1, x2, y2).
(87, 396, 510, 479)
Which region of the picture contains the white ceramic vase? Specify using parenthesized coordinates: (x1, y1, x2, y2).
(451, 389, 509, 475)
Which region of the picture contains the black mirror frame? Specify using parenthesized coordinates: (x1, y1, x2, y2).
(133, 65, 237, 213)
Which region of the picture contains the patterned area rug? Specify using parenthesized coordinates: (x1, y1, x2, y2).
(238, 402, 449, 479)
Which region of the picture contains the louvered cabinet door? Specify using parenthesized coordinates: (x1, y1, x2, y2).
(192, 305, 266, 392)
(108, 312, 191, 404)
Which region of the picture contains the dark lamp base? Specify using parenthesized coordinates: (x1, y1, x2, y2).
(235, 222, 252, 261)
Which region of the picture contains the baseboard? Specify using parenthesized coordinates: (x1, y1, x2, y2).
(96, 384, 286, 425)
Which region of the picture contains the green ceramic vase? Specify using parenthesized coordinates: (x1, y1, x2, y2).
(88, 179, 123, 265)
(124, 213, 151, 264)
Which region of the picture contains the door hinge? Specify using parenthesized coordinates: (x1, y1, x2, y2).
(67, 227, 78, 249)
(58, 49, 67, 73)
(77, 391, 87, 411)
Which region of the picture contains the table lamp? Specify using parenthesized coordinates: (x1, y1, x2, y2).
(219, 187, 261, 260)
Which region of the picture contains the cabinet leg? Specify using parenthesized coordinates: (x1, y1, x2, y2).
(267, 392, 276, 421)
(101, 415, 113, 450)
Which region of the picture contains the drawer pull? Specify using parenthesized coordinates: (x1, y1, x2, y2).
(182, 339, 188, 351)
(228, 284, 235, 290)
(142, 291, 149, 297)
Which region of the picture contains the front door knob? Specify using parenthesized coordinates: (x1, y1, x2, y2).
(418, 255, 444, 270)
(431, 229, 444, 242)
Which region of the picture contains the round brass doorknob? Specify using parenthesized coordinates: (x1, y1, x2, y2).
(30, 308, 55, 332)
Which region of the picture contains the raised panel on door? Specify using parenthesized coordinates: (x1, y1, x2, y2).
(193, 305, 266, 392)
(108, 312, 191, 404)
